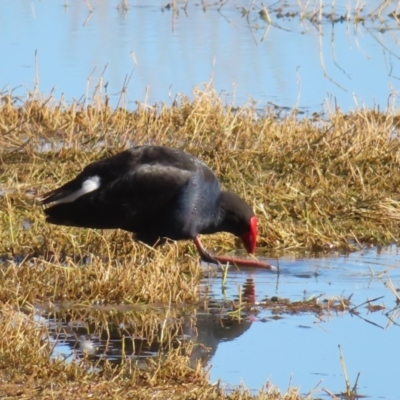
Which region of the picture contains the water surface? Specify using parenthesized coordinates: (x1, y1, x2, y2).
(2, 0, 400, 112)
(204, 246, 400, 398)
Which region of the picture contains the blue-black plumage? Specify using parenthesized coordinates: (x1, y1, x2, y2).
(40, 145, 274, 269)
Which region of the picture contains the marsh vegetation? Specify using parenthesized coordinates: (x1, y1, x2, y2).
(0, 86, 399, 398)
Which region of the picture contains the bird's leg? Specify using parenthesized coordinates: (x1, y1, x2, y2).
(194, 236, 219, 264)
(193, 236, 277, 271)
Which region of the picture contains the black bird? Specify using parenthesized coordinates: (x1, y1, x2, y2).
(40, 146, 274, 269)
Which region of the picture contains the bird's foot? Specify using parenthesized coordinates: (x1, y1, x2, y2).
(193, 236, 277, 271)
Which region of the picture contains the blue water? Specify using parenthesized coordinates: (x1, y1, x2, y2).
(1, 0, 400, 112)
(204, 246, 400, 398)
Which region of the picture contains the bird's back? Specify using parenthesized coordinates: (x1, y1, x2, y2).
(41, 146, 221, 245)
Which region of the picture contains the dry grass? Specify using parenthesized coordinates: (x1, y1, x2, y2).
(1, 87, 400, 398)
(0, 240, 200, 305)
(0, 304, 306, 400)
(2, 88, 400, 256)
(148, 1, 400, 27)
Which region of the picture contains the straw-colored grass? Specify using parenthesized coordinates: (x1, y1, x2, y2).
(1, 87, 400, 398)
(2, 88, 400, 257)
(0, 304, 305, 400)
(0, 246, 199, 305)
(1, 88, 400, 307)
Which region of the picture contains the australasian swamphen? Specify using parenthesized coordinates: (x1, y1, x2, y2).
(40, 146, 275, 270)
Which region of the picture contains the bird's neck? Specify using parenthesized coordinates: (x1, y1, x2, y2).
(199, 191, 246, 236)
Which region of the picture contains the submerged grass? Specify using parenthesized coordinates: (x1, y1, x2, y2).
(0, 304, 306, 400)
(1, 86, 400, 398)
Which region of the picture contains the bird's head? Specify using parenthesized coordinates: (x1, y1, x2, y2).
(240, 216, 257, 254)
(216, 192, 258, 254)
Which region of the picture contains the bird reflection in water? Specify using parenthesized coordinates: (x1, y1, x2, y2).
(47, 278, 257, 370)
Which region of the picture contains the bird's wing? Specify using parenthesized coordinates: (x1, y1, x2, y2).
(102, 162, 193, 210)
(40, 147, 194, 210)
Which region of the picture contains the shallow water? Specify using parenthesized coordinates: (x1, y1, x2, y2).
(204, 246, 400, 398)
(2, 0, 400, 112)
(38, 245, 400, 399)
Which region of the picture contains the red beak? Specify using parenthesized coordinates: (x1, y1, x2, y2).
(240, 216, 257, 254)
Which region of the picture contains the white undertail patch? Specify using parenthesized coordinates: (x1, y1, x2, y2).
(53, 176, 101, 205)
